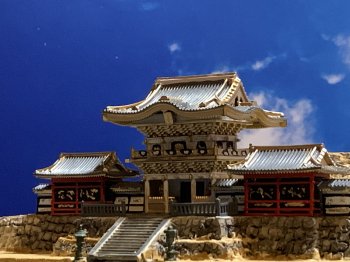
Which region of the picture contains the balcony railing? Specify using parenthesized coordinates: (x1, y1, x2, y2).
(170, 198, 236, 216)
(131, 147, 249, 159)
(81, 202, 126, 217)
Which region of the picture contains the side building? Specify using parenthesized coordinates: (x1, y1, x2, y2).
(103, 72, 287, 214)
(34, 152, 139, 215)
(228, 144, 350, 216)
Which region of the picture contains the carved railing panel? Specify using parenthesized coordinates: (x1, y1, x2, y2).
(81, 202, 126, 217)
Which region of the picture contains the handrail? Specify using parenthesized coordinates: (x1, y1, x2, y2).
(169, 198, 236, 216)
(81, 201, 126, 217)
(136, 219, 171, 260)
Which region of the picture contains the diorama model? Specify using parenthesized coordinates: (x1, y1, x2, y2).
(33, 72, 350, 216)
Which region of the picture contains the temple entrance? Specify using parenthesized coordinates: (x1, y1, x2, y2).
(180, 181, 191, 202)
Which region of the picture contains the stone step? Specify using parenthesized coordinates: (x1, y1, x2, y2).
(89, 217, 167, 261)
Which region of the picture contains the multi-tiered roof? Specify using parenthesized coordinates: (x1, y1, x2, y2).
(103, 73, 287, 136)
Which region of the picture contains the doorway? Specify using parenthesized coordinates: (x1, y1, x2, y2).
(180, 181, 191, 203)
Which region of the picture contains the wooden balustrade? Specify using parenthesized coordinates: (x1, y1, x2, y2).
(81, 202, 126, 217)
(170, 198, 235, 216)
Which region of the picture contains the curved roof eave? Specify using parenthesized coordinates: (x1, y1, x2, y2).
(103, 102, 287, 128)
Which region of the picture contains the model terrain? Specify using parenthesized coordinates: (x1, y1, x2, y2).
(1, 73, 350, 261)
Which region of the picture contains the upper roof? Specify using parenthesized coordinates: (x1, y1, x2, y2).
(103, 73, 287, 128)
(227, 144, 344, 174)
(35, 152, 138, 178)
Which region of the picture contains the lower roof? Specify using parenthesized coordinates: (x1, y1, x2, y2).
(227, 144, 348, 175)
(35, 152, 138, 179)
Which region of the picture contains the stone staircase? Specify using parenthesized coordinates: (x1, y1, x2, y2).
(88, 217, 169, 262)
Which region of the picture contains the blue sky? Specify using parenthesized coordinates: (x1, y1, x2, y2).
(1, 0, 350, 215)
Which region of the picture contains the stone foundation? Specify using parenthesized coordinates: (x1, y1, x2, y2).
(0, 214, 116, 253)
(0, 214, 349, 260)
(171, 216, 350, 260)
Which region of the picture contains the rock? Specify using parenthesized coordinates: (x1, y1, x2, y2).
(339, 232, 349, 242)
(268, 228, 282, 240)
(331, 241, 349, 253)
(251, 217, 261, 227)
(294, 228, 305, 240)
(27, 216, 34, 224)
(292, 217, 302, 229)
(344, 247, 350, 258)
(41, 221, 49, 231)
(48, 222, 57, 231)
(42, 231, 52, 241)
(31, 225, 41, 235)
(246, 226, 259, 238)
(303, 217, 317, 229)
(31, 240, 39, 250)
(33, 216, 41, 225)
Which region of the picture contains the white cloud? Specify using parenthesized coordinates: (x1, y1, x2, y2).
(140, 2, 159, 11)
(211, 54, 285, 74)
(332, 35, 350, 66)
(323, 34, 350, 67)
(211, 66, 231, 74)
(251, 56, 276, 71)
(239, 91, 315, 147)
(168, 42, 181, 53)
(322, 74, 345, 85)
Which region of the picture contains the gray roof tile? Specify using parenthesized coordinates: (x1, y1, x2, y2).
(228, 144, 334, 172)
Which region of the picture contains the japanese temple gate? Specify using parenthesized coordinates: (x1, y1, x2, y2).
(103, 73, 287, 214)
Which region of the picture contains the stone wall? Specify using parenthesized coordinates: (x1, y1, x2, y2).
(1, 214, 350, 260)
(171, 216, 350, 260)
(0, 214, 116, 253)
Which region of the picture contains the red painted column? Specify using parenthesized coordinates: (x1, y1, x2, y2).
(276, 177, 280, 216)
(51, 182, 55, 216)
(244, 176, 249, 215)
(100, 179, 105, 203)
(309, 174, 315, 216)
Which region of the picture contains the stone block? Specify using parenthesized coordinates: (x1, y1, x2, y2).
(41, 221, 49, 231)
(303, 217, 317, 229)
(332, 241, 349, 253)
(48, 222, 57, 231)
(42, 232, 52, 241)
(339, 232, 349, 242)
(277, 217, 286, 228)
(295, 228, 305, 240)
(251, 217, 261, 227)
(17, 225, 25, 235)
(268, 228, 282, 240)
(31, 225, 41, 235)
(246, 226, 259, 238)
(27, 216, 34, 224)
(54, 223, 64, 233)
(292, 217, 302, 229)
(33, 216, 41, 225)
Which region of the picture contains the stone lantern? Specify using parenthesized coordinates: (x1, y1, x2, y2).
(164, 225, 178, 261)
(74, 224, 87, 262)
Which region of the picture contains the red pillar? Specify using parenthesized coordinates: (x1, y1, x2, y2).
(244, 176, 249, 215)
(51, 182, 55, 216)
(100, 179, 105, 203)
(309, 174, 315, 216)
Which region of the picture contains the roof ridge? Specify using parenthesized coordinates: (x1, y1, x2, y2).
(252, 144, 324, 151)
(60, 152, 115, 157)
